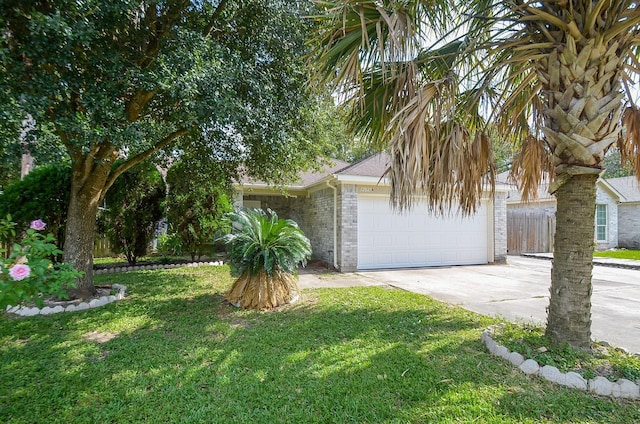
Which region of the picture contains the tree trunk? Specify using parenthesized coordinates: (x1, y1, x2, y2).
(546, 173, 598, 349)
(63, 156, 112, 299)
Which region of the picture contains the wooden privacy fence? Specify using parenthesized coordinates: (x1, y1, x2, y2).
(507, 209, 556, 254)
(2, 237, 117, 259)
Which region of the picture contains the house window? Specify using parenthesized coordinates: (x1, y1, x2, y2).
(595, 204, 607, 242)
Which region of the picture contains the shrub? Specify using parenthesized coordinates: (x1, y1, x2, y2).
(222, 208, 311, 309)
(165, 160, 232, 260)
(0, 163, 71, 253)
(0, 217, 81, 309)
(100, 162, 165, 265)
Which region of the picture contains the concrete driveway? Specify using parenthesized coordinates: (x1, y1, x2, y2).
(299, 256, 640, 353)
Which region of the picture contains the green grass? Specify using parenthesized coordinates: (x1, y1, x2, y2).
(492, 323, 640, 382)
(594, 249, 640, 260)
(1, 266, 639, 423)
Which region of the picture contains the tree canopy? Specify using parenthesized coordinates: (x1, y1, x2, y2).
(1, 0, 329, 296)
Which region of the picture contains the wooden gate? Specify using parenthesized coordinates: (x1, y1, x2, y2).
(507, 209, 556, 254)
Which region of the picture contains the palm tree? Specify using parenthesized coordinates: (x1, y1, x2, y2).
(311, 0, 640, 348)
(222, 208, 312, 310)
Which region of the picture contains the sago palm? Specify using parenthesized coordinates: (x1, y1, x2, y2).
(222, 208, 312, 310)
(311, 0, 640, 348)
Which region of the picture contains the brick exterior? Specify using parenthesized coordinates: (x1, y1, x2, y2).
(242, 191, 336, 267)
(595, 186, 619, 249)
(618, 203, 640, 249)
(493, 191, 508, 263)
(241, 184, 507, 271)
(338, 184, 359, 272)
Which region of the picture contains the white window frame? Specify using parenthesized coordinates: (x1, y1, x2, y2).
(595, 204, 607, 242)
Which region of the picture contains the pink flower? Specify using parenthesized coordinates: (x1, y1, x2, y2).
(9, 264, 31, 281)
(30, 219, 46, 231)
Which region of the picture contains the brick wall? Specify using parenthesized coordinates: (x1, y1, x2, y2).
(618, 203, 640, 249)
(338, 184, 358, 271)
(300, 188, 335, 266)
(494, 191, 508, 263)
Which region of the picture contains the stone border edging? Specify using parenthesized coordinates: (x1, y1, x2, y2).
(94, 260, 224, 274)
(5, 261, 225, 317)
(6, 284, 127, 317)
(481, 327, 640, 399)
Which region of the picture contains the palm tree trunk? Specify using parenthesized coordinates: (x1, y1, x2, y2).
(546, 173, 598, 349)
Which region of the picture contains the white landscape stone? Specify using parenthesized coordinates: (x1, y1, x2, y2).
(540, 365, 565, 385)
(519, 359, 540, 375)
(21, 307, 41, 317)
(75, 302, 90, 311)
(563, 372, 588, 391)
(39, 306, 56, 315)
(89, 297, 108, 308)
(107, 295, 116, 303)
(484, 338, 497, 353)
(65, 304, 78, 312)
(589, 376, 613, 396)
(6, 305, 20, 314)
(611, 379, 639, 399)
(507, 351, 525, 367)
(494, 345, 510, 360)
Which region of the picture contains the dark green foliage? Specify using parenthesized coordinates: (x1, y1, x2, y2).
(602, 147, 635, 178)
(0, 163, 70, 247)
(223, 208, 312, 277)
(100, 162, 165, 265)
(0, 0, 330, 291)
(165, 160, 232, 261)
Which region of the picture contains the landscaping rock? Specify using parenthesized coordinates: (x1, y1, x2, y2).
(519, 359, 540, 375)
(19, 307, 38, 316)
(6, 305, 20, 314)
(75, 302, 90, 311)
(540, 365, 565, 385)
(507, 351, 525, 366)
(563, 372, 587, 391)
(65, 304, 77, 312)
(484, 338, 497, 353)
(589, 376, 613, 396)
(611, 379, 639, 399)
(89, 297, 108, 308)
(494, 345, 510, 360)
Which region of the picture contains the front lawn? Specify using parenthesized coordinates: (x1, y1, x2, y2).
(1, 266, 638, 423)
(594, 249, 640, 260)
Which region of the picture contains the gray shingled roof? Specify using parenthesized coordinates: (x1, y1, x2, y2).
(295, 159, 351, 187)
(239, 158, 350, 188)
(336, 152, 389, 178)
(606, 176, 640, 203)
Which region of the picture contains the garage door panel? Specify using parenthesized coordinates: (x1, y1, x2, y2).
(357, 195, 489, 269)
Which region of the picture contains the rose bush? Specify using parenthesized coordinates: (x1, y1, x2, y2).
(1, 217, 82, 309)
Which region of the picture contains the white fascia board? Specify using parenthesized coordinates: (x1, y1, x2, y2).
(597, 179, 624, 202)
(334, 174, 389, 185)
(234, 183, 305, 197)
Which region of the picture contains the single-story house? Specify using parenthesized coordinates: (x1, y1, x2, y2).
(499, 172, 640, 252)
(235, 153, 508, 271)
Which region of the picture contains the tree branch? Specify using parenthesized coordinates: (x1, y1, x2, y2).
(125, 89, 158, 122)
(203, 0, 229, 37)
(103, 127, 190, 195)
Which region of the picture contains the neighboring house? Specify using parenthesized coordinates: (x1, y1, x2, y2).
(499, 172, 640, 253)
(235, 153, 508, 271)
(607, 176, 640, 249)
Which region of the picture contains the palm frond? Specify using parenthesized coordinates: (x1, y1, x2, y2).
(222, 208, 312, 277)
(620, 105, 640, 181)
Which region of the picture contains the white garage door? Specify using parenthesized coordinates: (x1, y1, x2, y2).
(357, 195, 489, 270)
